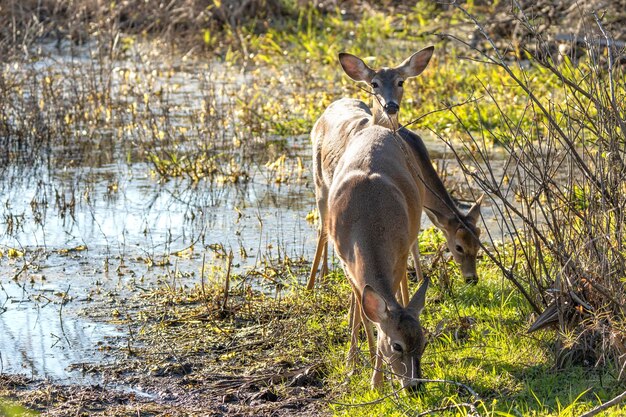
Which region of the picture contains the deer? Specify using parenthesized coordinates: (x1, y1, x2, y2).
(307, 48, 483, 300)
(327, 122, 432, 392)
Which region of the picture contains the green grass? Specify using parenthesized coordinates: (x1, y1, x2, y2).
(129, 230, 626, 416)
(0, 398, 39, 416)
(232, 2, 622, 152)
(311, 232, 625, 416)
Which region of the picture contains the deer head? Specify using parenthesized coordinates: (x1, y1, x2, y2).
(338, 47, 434, 128)
(362, 277, 428, 393)
(425, 195, 483, 283)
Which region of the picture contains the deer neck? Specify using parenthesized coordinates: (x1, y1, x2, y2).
(371, 100, 398, 130)
(422, 174, 459, 218)
(353, 247, 403, 303)
(398, 127, 461, 218)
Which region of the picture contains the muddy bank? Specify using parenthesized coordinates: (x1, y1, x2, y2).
(0, 372, 327, 416)
(0, 259, 342, 416)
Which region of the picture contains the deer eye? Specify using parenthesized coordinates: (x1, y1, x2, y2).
(371, 81, 379, 89)
(392, 342, 403, 353)
(455, 245, 464, 254)
(398, 80, 404, 87)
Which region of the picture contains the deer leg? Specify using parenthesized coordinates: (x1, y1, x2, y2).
(397, 240, 421, 306)
(399, 275, 409, 307)
(307, 192, 328, 289)
(306, 228, 327, 290)
(321, 239, 328, 279)
(362, 300, 381, 389)
(347, 291, 361, 368)
(371, 348, 384, 390)
(361, 307, 377, 364)
(411, 240, 424, 283)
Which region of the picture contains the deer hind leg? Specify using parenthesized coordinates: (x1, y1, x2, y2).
(399, 275, 409, 307)
(307, 192, 329, 290)
(411, 240, 424, 282)
(321, 238, 328, 278)
(307, 228, 327, 290)
(397, 240, 422, 307)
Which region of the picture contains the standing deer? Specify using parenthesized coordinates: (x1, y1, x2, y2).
(307, 48, 483, 295)
(327, 123, 431, 392)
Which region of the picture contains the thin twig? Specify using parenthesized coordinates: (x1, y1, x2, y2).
(400, 96, 482, 131)
(593, 12, 615, 104)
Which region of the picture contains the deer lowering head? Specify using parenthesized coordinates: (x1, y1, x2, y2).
(424, 195, 483, 283)
(338, 47, 434, 129)
(361, 279, 428, 393)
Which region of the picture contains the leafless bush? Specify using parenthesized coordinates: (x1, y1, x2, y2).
(442, 3, 626, 375)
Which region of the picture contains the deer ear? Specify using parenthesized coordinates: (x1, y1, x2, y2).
(407, 276, 429, 317)
(466, 194, 484, 225)
(423, 206, 450, 230)
(339, 53, 376, 83)
(362, 285, 389, 324)
(397, 46, 434, 79)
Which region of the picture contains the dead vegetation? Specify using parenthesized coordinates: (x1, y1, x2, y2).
(440, 1, 626, 379)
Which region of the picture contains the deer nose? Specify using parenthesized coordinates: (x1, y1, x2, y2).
(406, 382, 423, 395)
(384, 102, 399, 115)
(464, 273, 479, 285)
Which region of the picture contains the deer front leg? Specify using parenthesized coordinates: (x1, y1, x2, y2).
(348, 291, 361, 367)
(371, 347, 384, 390)
(361, 308, 376, 363)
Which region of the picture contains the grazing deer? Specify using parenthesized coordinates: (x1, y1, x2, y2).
(400, 128, 484, 285)
(327, 123, 431, 392)
(307, 48, 483, 295)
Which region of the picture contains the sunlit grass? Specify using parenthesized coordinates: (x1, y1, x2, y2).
(321, 245, 625, 416)
(0, 398, 39, 416)
(119, 229, 626, 416)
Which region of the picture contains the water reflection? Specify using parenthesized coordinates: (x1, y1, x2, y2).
(0, 278, 122, 382)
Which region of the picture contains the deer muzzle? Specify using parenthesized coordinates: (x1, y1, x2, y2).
(384, 102, 399, 115)
(462, 257, 479, 284)
(405, 381, 423, 395)
(400, 357, 423, 395)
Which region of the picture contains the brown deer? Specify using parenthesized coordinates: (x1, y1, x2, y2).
(326, 123, 431, 392)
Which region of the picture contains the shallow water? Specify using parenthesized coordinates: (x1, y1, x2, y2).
(0, 276, 122, 382)
(0, 149, 315, 382)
